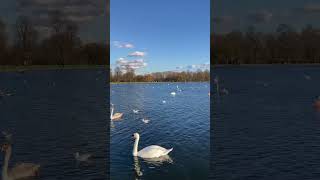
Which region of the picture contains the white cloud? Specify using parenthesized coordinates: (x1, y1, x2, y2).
(128, 51, 146, 57)
(116, 58, 147, 72)
(112, 41, 134, 48)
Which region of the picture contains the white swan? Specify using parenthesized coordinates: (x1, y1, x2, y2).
(142, 118, 150, 124)
(110, 104, 123, 120)
(304, 74, 311, 80)
(214, 76, 220, 95)
(133, 109, 139, 114)
(1, 143, 40, 180)
(132, 133, 173, 159)
(74, 152, 92, 162)
(176, 85, 182, 92)
(221, 88, 229, 95)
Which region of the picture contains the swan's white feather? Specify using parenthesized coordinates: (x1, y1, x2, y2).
(75, 153, 92, 162)
(137, 145, 172, 158)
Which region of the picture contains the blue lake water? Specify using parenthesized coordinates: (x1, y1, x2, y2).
(110, 82, 210, 180)
(0, 69, 108, 180)
(211, 65, 320, 179)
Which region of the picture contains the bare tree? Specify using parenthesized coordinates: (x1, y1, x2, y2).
(0, 18, 7, 50)
(47, 11, 81, 66)
(15, 16, 38, 65)
(0, 18, 8, 64)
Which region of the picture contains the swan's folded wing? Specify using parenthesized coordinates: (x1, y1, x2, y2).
(9, 163, 40, 179)
(138, 145, 169, 158)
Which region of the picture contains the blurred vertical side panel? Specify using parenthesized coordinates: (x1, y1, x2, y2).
(0, 0, 109, 179)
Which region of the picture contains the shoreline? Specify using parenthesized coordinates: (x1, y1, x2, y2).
(0, 65, 108, 72)
(111, 81, 209, 84)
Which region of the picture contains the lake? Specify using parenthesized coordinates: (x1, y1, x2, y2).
(211, 65, 320, 179)
(110, 82, 210, 180)
(0, 69, 108, 180)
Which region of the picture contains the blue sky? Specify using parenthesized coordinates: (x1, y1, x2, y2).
(111, 0, 210, 73)
(212, 0, 320, 33)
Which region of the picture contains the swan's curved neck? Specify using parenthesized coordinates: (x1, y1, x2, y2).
(2, 146, 11, 180)
(133, 137, 139, 156)
(110, 107, 114, 119)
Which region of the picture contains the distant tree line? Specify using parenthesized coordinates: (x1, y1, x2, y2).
(212, 24, 320, 64)
(0, 13, 107, 66)
(110, 66, 209, 82)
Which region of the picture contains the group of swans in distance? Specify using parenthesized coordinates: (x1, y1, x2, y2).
(111, 83, 213, 176)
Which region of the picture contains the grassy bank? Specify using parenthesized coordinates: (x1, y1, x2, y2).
(0, 65, 108, 72)
(111, 81, 210, 84)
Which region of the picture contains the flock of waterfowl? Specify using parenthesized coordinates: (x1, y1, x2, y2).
(111, 83, 209, 177)
(110, 85, 190, 159)
(111, 84, 207, 173)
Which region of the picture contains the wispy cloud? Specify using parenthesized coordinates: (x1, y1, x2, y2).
(175, 63, 210, 72)
(128, 51, 146, 57)
(112, 41, 134, 48)
(116, 58, 147, 72)
(247, 10, 273, 24)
